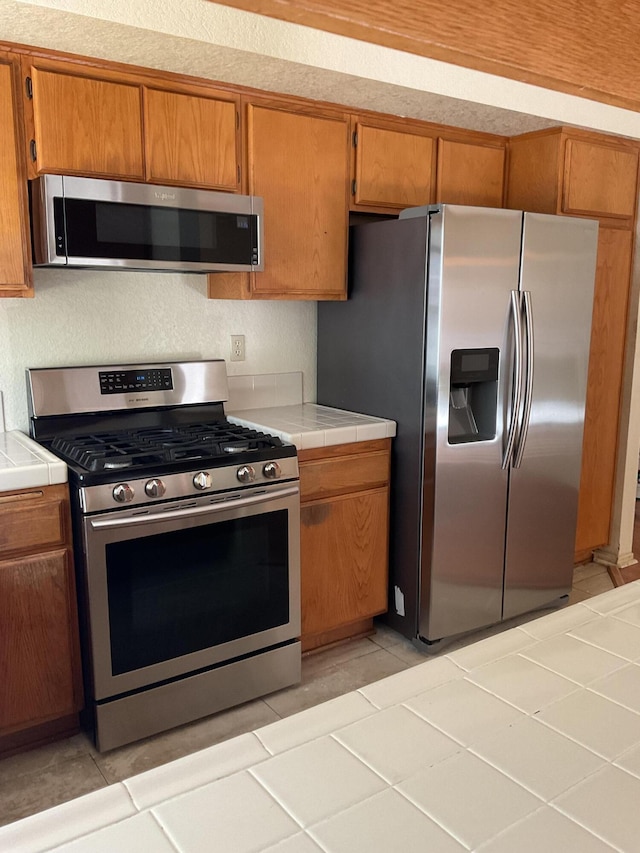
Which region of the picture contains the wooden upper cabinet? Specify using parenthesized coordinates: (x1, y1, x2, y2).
(508, 128, 640, 224)
(563, 139, 639, 220)
(26, 63, 144, 179)
(352, 120, 434, 210)
(144, 88, 239, 190)
(0, 54, 32, 297)
(436, 138, 505, 207)
(245, 102, 349, 299)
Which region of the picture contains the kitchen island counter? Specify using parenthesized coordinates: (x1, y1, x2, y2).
(4, 580, 640, 851)
(0, 430, 67, 492)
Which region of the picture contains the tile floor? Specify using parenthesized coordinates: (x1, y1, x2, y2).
(0, 563, 616, 829)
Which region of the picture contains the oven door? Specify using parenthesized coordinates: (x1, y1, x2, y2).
(80, 483, 300, 700)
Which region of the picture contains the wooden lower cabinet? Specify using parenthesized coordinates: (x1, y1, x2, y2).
(299, 440, 390, 652)
(0, 484, 83, 755)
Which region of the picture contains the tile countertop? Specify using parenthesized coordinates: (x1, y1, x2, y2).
(0, 430, 67, 492)
(6, 581, 640, 852)
(228, 403, 397, 450)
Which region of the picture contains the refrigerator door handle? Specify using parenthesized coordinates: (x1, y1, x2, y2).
(513, 290, 534, 468)
(502, 289, 524, 470)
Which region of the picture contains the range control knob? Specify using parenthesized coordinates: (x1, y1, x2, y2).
(113, 483, 134, 503)
(144, 478, 166, 498)
(263, 461, 281, 480)
(237, 465, 256, 484)
(193, 471, 212, 491)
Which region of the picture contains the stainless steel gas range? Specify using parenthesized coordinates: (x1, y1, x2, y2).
(27, 360, 301, 751)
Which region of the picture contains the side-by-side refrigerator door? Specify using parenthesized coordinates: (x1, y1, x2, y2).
(419, 205, 522, 642)
(502, 213, 598, 620)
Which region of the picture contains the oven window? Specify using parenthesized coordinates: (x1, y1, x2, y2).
(106, 509, 289, 675)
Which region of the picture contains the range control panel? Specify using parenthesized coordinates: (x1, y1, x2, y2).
(99, 368, 173, 395)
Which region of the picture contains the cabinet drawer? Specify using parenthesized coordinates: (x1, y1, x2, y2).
(300, 448, 390, 502)
(0, 489, 67, 558)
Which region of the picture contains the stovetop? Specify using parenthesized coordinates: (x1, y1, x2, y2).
(49, 421, 291, 476)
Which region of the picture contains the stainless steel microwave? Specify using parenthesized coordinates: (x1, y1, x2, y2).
(30, 175, 263, 273)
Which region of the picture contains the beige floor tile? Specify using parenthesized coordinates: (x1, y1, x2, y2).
(573, 562, 609, 584)
(369, 621, 405, 649)
(568, 587, 592, 605)
(0, 733, 91, 784)
(93, 698, 280, 784)
(572, 572, 615, 597)
(302, 637, 380, 680)
(0, 754, 108, 827)
(264, 648, 408, 718)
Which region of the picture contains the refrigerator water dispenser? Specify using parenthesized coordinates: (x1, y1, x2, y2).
(448, 348, 499, 443)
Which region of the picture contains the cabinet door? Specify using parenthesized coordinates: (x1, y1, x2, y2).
(145, 88, 239, 189)
(247, 104, 349, 299)
(0, 549, 82, 732)
(563, 139, 639, 220)
(300, 488, 388, 639)
(0, 56, 32, 297)
(575, 227, 633, 555)
(0, 486, 68, 558)
(437, 138, 505, 207)
(29, 66, 144, 179)
(353, 122, 433, 209)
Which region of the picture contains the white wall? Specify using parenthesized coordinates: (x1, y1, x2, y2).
(0, 271, 316, 432)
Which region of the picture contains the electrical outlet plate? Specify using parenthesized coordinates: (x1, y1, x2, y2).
(230, 335, 245, 362)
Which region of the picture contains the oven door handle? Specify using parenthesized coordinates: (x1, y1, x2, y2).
(88, 485, 300, 530)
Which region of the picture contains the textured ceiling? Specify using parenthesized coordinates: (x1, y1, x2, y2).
(0, 0, 563, 136)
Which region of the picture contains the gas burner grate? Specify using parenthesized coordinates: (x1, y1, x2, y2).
(50, 422, 285, 472)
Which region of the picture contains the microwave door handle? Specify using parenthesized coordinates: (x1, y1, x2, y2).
(502, 290, 524, 470)
(513, 290, 534, 469)
(89, 485, 299, 530)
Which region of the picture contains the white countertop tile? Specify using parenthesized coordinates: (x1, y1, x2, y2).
(228, 404, 396, 449)
(404, 678, 525, 747)
(476, 806, 616, 853)
(309, 788, 466, 853)
(397, 750, 542, 849)
(589, 663, 640, 714)
(153, 771, 300, 853)
(249, 737, 386, 828)
(519, 633, 628, 685)
(48, 812, 175, 853)
(0, 784, 136, 853)
(333, 704, 461, 785)
(470, 715, 604, 801)
(0, 430, 67, 492)
(536, 688, 640, 760)
(553, 764, 640, 852)
(6, 582, 640, 852)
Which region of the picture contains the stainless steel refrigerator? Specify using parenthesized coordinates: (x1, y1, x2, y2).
(317, 204, 598, 647)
